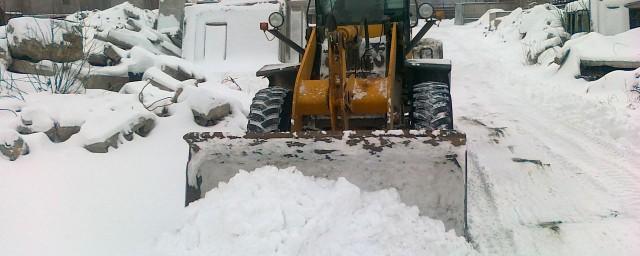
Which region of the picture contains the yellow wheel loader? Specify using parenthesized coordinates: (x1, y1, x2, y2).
(184, 0, 468, 237)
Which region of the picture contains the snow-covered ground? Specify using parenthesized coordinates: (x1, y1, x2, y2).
(2, 4, 640, 256)
(430, 20, 640, 255)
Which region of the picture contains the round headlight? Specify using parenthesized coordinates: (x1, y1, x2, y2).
(418, 3, 435, 19)
(269, 12, 285, 28)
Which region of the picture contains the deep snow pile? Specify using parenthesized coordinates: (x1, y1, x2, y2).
(157, 167, 477, 256)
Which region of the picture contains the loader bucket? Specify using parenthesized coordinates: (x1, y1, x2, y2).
(183, 130, 468, 237)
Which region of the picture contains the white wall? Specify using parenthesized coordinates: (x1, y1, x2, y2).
(182, 3, 280, 71)
(591, 0, 635, 35)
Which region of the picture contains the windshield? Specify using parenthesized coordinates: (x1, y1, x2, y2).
(316, 0, 405, 25)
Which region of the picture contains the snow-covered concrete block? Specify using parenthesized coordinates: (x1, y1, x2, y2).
(192, 103, 231, 127)
(14, 91, 157, 153)
(0, 130, 29, 161)
(17, 123, 81, 143)
(17, 108, 81, 143)
(84, 74, 131, 92)
(104, 44, 125, 64)
(48, 126, 82, 143)
(84, 116, 155, 153)
(84, 133, 120, 153)
(88, 52, 110, 67)
(124, 117, 155, 140)
(161, 64, 194, 81)
(182, 87, 232, 127)
(17, 108, 55, 135)
(7, 18, 83, 63)
(8, 59, 56, 76)
(95, 29, 160, 54)
(143, 67, 181, 91)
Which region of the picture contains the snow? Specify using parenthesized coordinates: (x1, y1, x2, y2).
(1, 3, 639, 256)
(0, 129, 20, 144)
(68, 2, 156, 31)
(474, 8, 505, 28)
(17, 91, 157, 145)
(429, 15, 640, 255)
(6, 17, 74, 46)
(156, 166, 477, 256)
(558, 28, 640, 77)
(120, 81, 175, 115)
(180, 86, 228, 113)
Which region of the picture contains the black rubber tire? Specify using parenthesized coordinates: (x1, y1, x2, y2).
(247, 87, 293, 133)
(411, 82, 454, 130)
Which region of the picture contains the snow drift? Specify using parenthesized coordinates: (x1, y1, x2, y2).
(157, 166, 478, 256)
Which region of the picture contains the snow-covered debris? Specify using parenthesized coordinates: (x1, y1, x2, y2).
(0, 129, 29, 161)
(14, 91, 156, 152)
(8, 59, 56, 76)
(485, 4, 569, 64)
(537, 46, 562, 66)
(142, 66, 184, 91)
(120, 81, 176, 116)
(68, 2, 180, 58)
(491, 8, 524, 41)
(123, 46, 202, 78)
(157, 166, 478, 256)
(6, 18, 84, 63)
(518, 4, 569, 64)
(67, 2, 157, 40)
(518, 4, 566, 43)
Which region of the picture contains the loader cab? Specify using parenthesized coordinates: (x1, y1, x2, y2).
(313, 0, 415, 56)
(314, 0, 413, 24)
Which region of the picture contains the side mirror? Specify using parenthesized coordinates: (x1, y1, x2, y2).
(409, 0, 419, 27)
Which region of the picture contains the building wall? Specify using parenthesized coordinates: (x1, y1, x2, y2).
(591, 0, 634, 35)
(1, 0, 158, 15)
